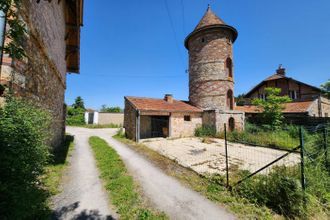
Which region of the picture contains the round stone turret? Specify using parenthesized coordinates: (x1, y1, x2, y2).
(185, 6, 238, 110)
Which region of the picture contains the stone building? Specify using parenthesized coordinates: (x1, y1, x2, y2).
(124, 6, 244, 141)
(0, 0, 84, 148)
(237, 66, 330, 118)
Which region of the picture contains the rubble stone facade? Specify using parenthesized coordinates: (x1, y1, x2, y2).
(185, 6, 244, 132)
(0, 1, 83, 148)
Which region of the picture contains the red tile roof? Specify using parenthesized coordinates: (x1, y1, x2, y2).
(235, 101, 314, 114)
(125, 96, 202, 113)
(194, 6, 226, 31)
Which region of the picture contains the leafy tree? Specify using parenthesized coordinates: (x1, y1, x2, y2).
(252, 87, 291, 128)
(320, 79, 330, 98)
(66, 105, 85, 125)
(235, 93, 246, 106)
(0, 97, 51, 218)
(72, 96, 85, 110)
(100, 105, 122, 113)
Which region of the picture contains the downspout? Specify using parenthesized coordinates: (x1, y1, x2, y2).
(0, 10, 7, 80)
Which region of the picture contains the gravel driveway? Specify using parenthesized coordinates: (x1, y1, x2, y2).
(63, 127, 235, 220)
(51, 128, 118, 220)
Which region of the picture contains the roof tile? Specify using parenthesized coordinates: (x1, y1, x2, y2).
(235, 101, 314, 113)
(125, 96, 202, 113)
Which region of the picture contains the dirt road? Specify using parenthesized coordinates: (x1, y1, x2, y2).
(63, 127, 235, 220)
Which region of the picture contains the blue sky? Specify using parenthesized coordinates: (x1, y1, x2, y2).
(65, 0, 330, 109)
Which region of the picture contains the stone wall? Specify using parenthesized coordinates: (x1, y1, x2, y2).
(308, 97, 330, 117)
(203, 110, 245, 132)
(124, 99, 137, 141)
(0, 1, 68, 148)
(98, 113, 124, 125)
(170, 112, 202, 138)
(187, 29, 234, 110)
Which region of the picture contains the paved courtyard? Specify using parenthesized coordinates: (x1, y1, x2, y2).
(142, 137, 300, 175)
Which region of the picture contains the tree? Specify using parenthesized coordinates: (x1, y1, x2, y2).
(72, 96, 85, 110)
(235, 93, 246, 106)
(320, 79, 330, 98)
(252, 87, 291, 128)
(100, 105, 122, 113)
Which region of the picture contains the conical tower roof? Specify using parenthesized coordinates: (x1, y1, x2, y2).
(194, 5, 226, 30)
(184, 5, 238, 49)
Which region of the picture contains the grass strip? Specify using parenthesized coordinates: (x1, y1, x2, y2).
(43, 135, 75, 196)
(89, 136, 167, 220)
(113, 134, 278, 220)
(70, 123, 121, 129)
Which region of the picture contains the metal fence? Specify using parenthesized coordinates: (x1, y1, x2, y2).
(222, 122, 329, 203)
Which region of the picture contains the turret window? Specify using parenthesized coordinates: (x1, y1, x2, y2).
(226, 57, 233, 78)
(227, 89, 234, 110)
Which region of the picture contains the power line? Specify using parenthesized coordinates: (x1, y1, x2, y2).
(163, 0, 185, 68)
(180, 0, 185, 34)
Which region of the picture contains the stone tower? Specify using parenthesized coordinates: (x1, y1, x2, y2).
(185, 5, 237, 111)
(185, 5, 245, 131)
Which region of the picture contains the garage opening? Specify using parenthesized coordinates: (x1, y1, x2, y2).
(140, 115, 169, 139)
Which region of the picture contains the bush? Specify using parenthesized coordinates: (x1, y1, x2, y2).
(234, 166, 304, 217)
(195, 125, 217, 137)
(66, 106, 85, 125)
(0, 97, 51, 219)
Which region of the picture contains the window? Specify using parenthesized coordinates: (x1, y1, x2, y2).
(226, 57, 233, 78)
(229, 117, 235, 131)
(325, 113, 329, 117)
(201, 38, 205, 43)
(289, 90, 297, 99)
(227, 90, 234, 110)
(259, 93, 266, 100)
(184, 115, 191, 121)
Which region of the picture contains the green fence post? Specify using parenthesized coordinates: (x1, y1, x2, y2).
(299, 126, 306, 207)
(224, 123, 229, 189)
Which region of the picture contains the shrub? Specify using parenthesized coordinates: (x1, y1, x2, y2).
(66, 106, 85, 125)
(234, 166, 304, 217)
(195, 125, 217, 137)
(0, 97, 51, 219)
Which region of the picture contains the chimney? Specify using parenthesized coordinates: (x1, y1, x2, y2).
(164, 94, 173, 103)
(276, 64, 286, 75)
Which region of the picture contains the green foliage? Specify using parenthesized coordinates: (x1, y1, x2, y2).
(235, 93, 246, 106)
(89, 136, 167, 220)
(321, 79, 330, 98)
(100, 104, 122, 113)
(0, 0, 27, 60)
(0, 97, 51, 219)
(234, 166, 304, 217)
(218, 123, 300, 150)
(252, 87, 291, 128)
(195, 125, 217, 137)
(66, 105, 85, 125)
(72, 96, 85, 110)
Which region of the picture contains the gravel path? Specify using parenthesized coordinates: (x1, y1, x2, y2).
(64, 127, 235, 220)
(51, 128, 118, 220)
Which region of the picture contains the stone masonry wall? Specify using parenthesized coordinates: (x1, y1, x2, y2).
(203, 110, 245, 132)
(0, 1, 68, 148)
(170, 112, 202, 138)
(124, 99, 137, 141)
(187, 29, 234, 110)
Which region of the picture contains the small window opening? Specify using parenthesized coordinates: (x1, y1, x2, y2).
(226, 57, 233, 78)
(227, 90, 234, 110)
(184, 115, 191, 121)
(289, 90, 297, 99)
(201, 38, 205, 43)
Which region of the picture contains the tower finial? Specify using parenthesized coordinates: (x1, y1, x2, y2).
(207, 4, 210, 10)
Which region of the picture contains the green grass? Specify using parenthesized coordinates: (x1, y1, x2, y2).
(113, 134, 278, 220)
(43, 135, 75, 196)
(89, 136, 167, 220)
(70, 123, 122, 129)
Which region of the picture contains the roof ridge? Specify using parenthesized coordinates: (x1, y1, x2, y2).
(194, 5, 226, 31)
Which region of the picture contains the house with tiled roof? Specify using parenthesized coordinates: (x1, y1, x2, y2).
(124, 6, 245, 141)
(239, 65, 330, 118)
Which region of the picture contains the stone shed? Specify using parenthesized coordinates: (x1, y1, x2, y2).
(124, 95, 203, 141)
